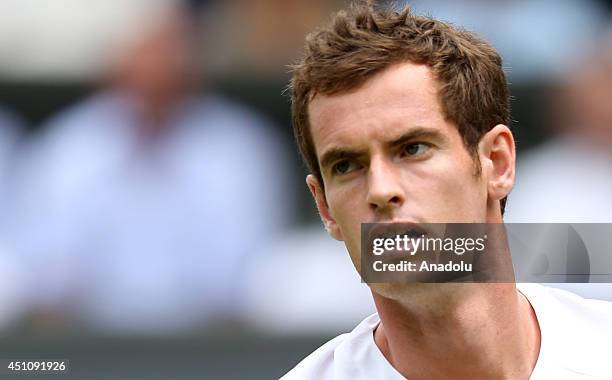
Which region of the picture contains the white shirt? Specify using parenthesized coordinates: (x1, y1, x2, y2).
(282, 284, 612, 379)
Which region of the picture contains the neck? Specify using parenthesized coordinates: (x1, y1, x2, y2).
(372, 283, 541, 380)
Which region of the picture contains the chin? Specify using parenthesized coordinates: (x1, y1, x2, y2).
(370, 282, 470, 304)
(370, 282, 424, 301)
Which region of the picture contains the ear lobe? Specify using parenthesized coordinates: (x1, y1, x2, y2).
(478, 124, 516, 203)
(306, 174, 344, 241)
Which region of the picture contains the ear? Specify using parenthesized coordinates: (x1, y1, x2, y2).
(306, 174, 344, 241)
(478, 124, 516, 203)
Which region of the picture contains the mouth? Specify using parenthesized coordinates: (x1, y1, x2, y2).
(366, 222, 429, 243)
(363, 222, 434, 261)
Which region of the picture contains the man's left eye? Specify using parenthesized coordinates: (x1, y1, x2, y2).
(403, 143, 429, 156)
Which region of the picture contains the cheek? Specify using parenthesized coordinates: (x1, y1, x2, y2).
(439, 162, 486, 219)
(327, 182, 366, 238)
(328, 185, 361, 227)
(408, 153, 486, 221)
(327, 185, 366, 270)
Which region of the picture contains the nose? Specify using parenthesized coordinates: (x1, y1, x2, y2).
(366, 157, 405, 213)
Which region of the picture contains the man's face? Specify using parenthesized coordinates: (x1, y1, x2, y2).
(307, 62, 491, 295)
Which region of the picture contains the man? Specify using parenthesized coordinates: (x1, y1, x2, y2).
(283, 3, 612, 379)
(8, 3, 292, 332)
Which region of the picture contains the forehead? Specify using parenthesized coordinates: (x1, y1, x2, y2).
(308, 62, 449, 156)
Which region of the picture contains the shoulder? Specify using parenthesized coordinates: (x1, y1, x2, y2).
(280, 334, 348, 380)
(518, 283, 612, 377)
(518, 283, 612, 325)
(281, 313, 382, 380)
(179, 95, 286, 157)
(188, 95, 275, 133)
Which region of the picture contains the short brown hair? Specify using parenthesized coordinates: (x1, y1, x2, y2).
(289, 2, 510, 213)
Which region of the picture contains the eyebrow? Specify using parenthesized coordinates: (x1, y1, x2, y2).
(319, 148, 366, 173)
(318, 127, 448, 172)
(389, 127, 448, 148)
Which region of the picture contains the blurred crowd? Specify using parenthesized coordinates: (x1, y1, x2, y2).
(0, 0, 611, 337)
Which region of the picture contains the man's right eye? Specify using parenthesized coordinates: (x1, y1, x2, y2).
(332, 160, 359, 175)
